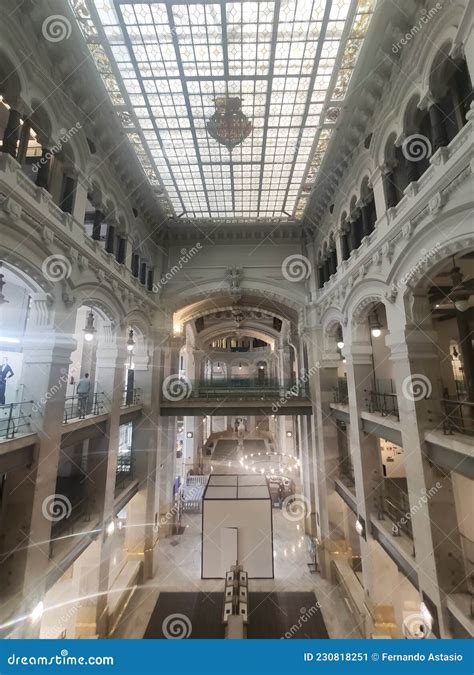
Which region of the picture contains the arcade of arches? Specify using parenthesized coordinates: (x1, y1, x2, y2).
(0, 0, 472, 641)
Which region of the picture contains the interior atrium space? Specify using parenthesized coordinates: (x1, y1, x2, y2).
(0, 0, 473, 647)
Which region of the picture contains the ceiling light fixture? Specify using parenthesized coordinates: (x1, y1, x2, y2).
(369, 309, 382, 338)
(126, 328, 135, 352)
(83, 310, 96, 342)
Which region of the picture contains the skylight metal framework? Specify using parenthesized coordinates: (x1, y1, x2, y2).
(71, 0, 376, 222)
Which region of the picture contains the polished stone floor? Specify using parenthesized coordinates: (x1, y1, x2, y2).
(114, 508, 358, 639)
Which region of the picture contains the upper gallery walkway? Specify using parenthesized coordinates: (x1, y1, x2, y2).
(160, 378, 312, 416)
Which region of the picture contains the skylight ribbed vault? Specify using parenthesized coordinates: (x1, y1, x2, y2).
(71, 0, 376, 222)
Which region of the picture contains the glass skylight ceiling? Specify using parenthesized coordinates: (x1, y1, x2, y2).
(71, 0, 376, 222)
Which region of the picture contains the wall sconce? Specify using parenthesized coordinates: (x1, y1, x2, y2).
(336, 325, 344, 350)
(83, 310, 96, 342)
(355, 517, 365, 538)
(187, 431, 193, 438)
(286, 430, 293, 438)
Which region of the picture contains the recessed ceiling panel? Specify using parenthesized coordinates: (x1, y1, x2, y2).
(70, 0, 376, 222)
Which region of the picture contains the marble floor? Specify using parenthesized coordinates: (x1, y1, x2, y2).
(114, 508, 358, 639)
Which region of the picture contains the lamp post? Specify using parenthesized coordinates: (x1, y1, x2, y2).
(126, 329, 135, 405)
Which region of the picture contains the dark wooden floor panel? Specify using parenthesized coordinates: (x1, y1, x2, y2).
(247, 592, 329, 639)
(144, 591, 328, 639)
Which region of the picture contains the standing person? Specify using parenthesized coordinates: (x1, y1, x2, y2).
(0, 357, 14, 405)
(277, 482, 284, 509)
(76, 373, 91, 418)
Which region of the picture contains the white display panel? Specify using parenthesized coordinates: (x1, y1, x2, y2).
(202, 475, 273, 579)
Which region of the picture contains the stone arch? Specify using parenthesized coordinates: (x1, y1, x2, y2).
(0, 49, 25, 104)
(73, 283, 127, 326)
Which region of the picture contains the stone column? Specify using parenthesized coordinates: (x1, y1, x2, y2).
(157, 334, 182, 536)
(428, 103, 449, 151)
(92, 210, 103, 241)
(83, 327, 128, 637)
(343, 337, 387, 618)
(16, 119, 31, 165)
(305, 326, 344, 576)
(348, 215, 359, 252)
(386, 308, 467, 637)
(124, 327, 165, 580)
(35, 147, 52, 190)
(368, 167, 387, 220)
(5, 293, 77, 635)
(105, 224, 116, 255)
(360, 200, 372, 238)
(382, 164, 398, 209)
(341, 228, 350, 261)
(1, 107, 21, 158)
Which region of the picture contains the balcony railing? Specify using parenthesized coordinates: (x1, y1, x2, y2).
(63, 392, 106, 423)
(189, 378, 304, 399)
(379, 478, 413, 541)
(115, 448, 133, 493)
(441, 398, 474, 436)
(368, 391, 399, 420)
(49, 477, 91, 557)
(459, 533, 474, 617)
(333, 378, 349, 405)
(0, 401, 34, 440)
(121, 388, 141, 407)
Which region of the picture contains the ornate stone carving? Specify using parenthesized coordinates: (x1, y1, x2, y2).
(429, 191, 446, 214)
(384, 284, 398, 304)
(382, 240, 395, 263)
(41, 226, 55, 244)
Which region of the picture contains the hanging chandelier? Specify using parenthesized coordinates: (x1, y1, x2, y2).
(206, 97, 252, 151)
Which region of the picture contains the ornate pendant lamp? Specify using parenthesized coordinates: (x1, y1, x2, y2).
(206, 97, 252, 151)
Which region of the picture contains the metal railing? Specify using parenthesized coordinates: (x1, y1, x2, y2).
(441, 398, 474, 436)
(189, 378, 303, 399)
(121, 387, 141, 407)
(459, 533, 474, 617)
(379, 478, 413, 540)
(49, 478, 91, 556)
(368, 390, 399, 420)
(115, 449, 133, 492)
(333, 378, 349, 405)
(63, 392, 105, 423)
(0, 401, 34, 440)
